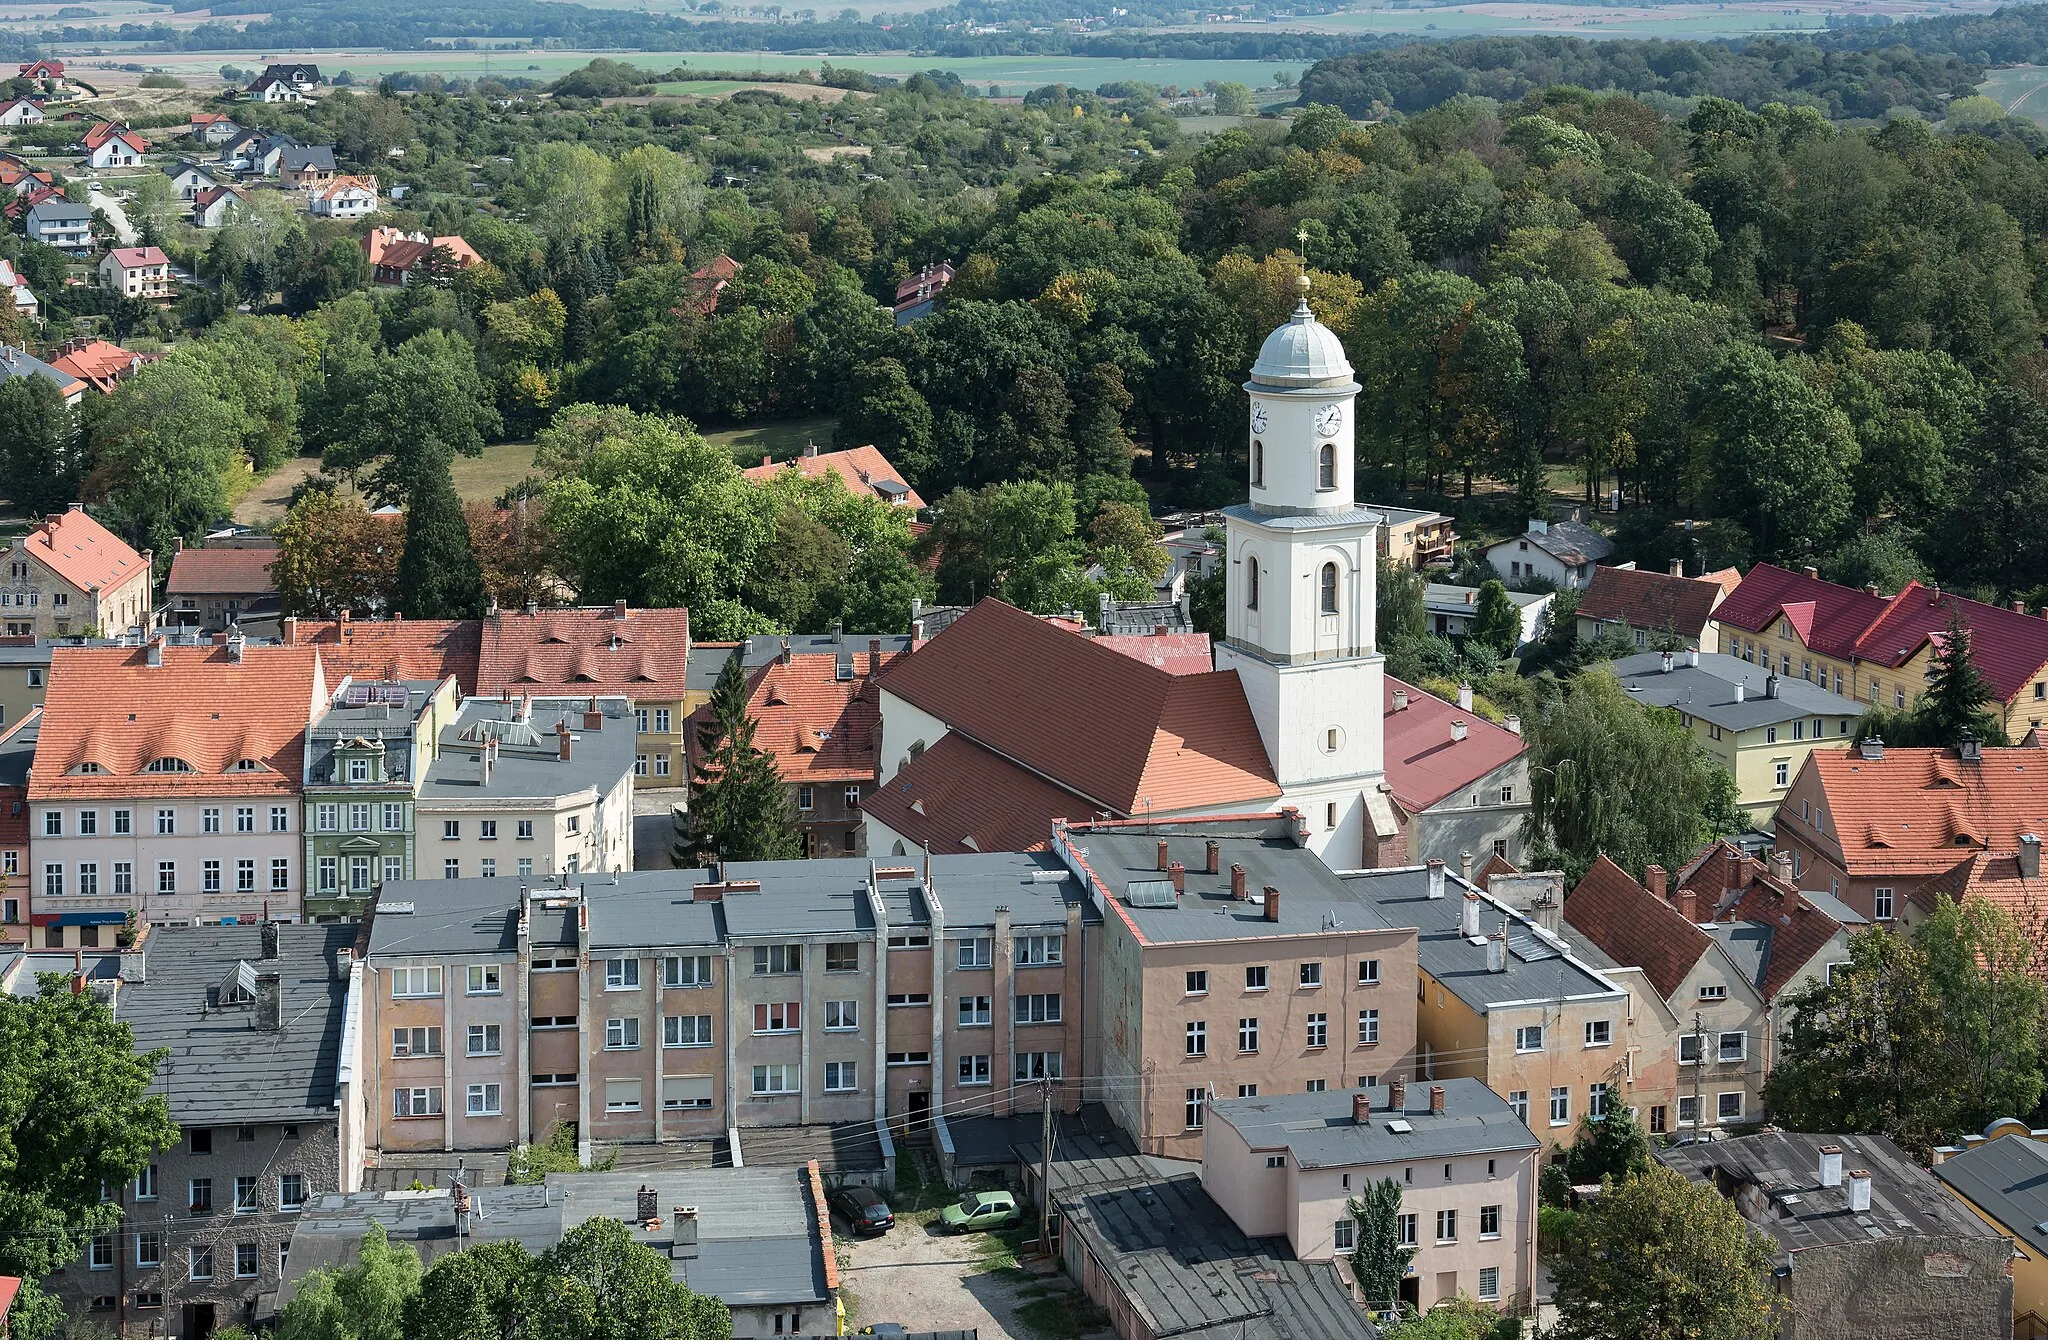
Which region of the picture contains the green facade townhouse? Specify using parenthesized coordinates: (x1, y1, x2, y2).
(301, 676, 462, 920)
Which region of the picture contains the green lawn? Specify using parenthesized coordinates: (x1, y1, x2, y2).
(702, 416, 838, 469)
(1980, 64, 2048, 122)
(450, 441, 541, 503)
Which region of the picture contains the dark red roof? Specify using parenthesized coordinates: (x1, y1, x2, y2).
(875, 599, 1278, 814)
(478, 605, 691, 702)
(860, 732, 1095, 855)
(1382, 677, 1527, 813)
(1713, 563, 1890, 660)
(1563, 854, 1713, 1000)
(165, 545, 277, 596)
(700, 642, 907, 786)
(1846, 582, 2048, 702)
(1576, 565, 1728, 639)
(292, 618, 481, 694)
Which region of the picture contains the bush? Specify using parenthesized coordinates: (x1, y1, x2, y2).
(139, 73, 186, 88)
(1538, 1202, 1581, 1256)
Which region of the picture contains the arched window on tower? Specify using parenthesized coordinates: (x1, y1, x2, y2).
(1318, 444, 1336, 491)
(1251, 440, 1264, 487)
(1320, 562, 1339, 614)
(1246, 556, 1261, 610)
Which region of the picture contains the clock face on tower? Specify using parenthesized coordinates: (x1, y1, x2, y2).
(1314, 403, 1343, 438)
(1250, 402, 1268, 435)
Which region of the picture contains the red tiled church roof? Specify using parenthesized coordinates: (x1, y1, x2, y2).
(860, 732, 1097, 855)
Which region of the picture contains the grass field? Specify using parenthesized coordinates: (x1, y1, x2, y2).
(1980, 64, 2048, 122)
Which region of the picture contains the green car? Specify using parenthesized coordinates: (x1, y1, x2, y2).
(940, 1190, 1020, 1233)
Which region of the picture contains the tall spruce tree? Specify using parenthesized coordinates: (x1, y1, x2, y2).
(396, 460, 487, 619)
(1923, 607, 2004, 745)
(685, 652, 800, 864)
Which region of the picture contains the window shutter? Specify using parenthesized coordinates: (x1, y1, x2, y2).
(754, 1003, 768, 1032)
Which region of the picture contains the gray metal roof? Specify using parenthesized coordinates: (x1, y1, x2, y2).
(1489, 518, 1613, 566)
(123, 923, 356, 1124)
(366, 878, 551, 958)
(1797, 885, 1869, 925)
(280, 145, 335, 170)
(1222, 503, 1383, 531)
(1934, 1136, 2048, 1250)
(1658, 1131, 1998, 1257)
(925, 850, 1087, 929)
(25, 200, 89, 223)
(1209, 1080, 1538, 1168)
(1339, 868, 1622, 1012)
(716, 857, 876, 938)
(1703, 921, 1773, 992)
(419, 697, 635, 804)
(1071, 821, 1398, 944)
(1603, 652, 1865, 731)
(0, 642, 55, 665)
(581, 870, 723, 949)
(0, 344, 81, 394)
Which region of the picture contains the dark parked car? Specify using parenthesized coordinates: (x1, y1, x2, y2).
(830, 1184, 896, 1236)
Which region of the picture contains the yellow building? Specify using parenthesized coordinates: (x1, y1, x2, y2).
(1603, 650, 1864, 827)
(1934, 1123, 2048, 1339)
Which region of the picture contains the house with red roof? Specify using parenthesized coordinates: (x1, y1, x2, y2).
(47, 338, 156, 394)
(680, 254, 739, 316)
(742, 442, 926, 510)
(893, 260, 953, 324)
(283, 613, 481, 694)
(360, 225, 482, 287)
(164, 538, 280, 633)
(1575, 560, 1738, 652)
(80, 120, 146, 168)
(1775, 738, 2048, 925)
(3, 503, 151, 638)
(1717, 564, 2048, 739)
(97, 246, 171, 301)
(1376, 678, 1529, 870)
(26, 640, 329, 929)
(18, 58, 64, 84)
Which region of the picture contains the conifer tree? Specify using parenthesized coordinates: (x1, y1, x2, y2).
(1923, 607, 2004, 746)
(396, 460, 488, 619)
(685, 652, 801, 864)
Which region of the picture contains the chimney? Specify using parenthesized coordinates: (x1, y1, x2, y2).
(1959, 730, 1982, 764)
(555, 719, 572, 762)
(1427, 859, 1446, 899)
(637, 1185, 659, 1221)
(1733, 681, 1745, 703)
(145, 637, 163, 668)
(1460, 850, 1473, 886)
(1429, 1084, 1446, 1114)
(1450, 720, 1468, 743)
(2021, 834, 2041, 880)
(1391, 688, 1409, 712)
(256, 974, 279, 1031)
(1460, 890, 1482, 938)
(282, 616, 297, 645)
(1169, 861, 1185, 895)
(869, 638, 883, 677)
(1503, 715, 1521, 736)
(1387, 1079, 1406, 1111)
(1847, 1170, 1872, 1212)
(1725, 845, 1746, 894)
(761, 454, 772, 467)
(480, 736, 495, 787)
(1457, 683, 1473, 712)
(1352, 1092, 1372, 1126)
(1676, 886, 1699, 922)
(692, 881, 724, 902)
(1764, 671, 1779, 700)
(1818, 1145, 1844, 1188)
(1262, 886, 1280, 923)
(1156, 838, 1170, 872)
(583, 697, 603, 731)
(1859, 735, 1885, 761)
(1486, 929, 1507, 973)
(1769, 851, 1793, 883)
(1205, 840, 1221, 875)
(613, 598, 627, 620)
(1686, 648, 1699, 668)
(1802, 565, 1819, 580)
(1865, 582, 1880, 596)
(173, 536, 185, 553)
(779, 638, 792, 665)
(1230, 863, 1247, 900)
(1669, 558, 1683, 577)
(260, 920, 278, 960)
(226, 629, 245, 662)
(804, 442, 819, 458)
(2015, 600, 2028, 615)
(1644, 865, 1667, 898)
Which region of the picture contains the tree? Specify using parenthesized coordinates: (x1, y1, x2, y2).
(1688, 344, 1858, 564)
(405, 1241, 533, 1340)
(506, 1120, 618, 1185)
(0, 374, 76, 517)
(525, 1217, 732, 1340)
(1561, 1101, 1651, 1187)
(1380, 1296, 1518, 1340)
(464, 497, 557, 613)
(396, 462, 488, 620)
(1468, 579, 1521, 656)
(325, 330, 501, 506)
(919, 481, 1084, 610)
(1211, 81, 1251, 114)
(684, 652, 800, 865)
(829, 546, 934, 635)
(279, 1224, 422, 1340)
(1921, 608, 2004, 747)
(1346, 1177, 1417, 1310)
(1549, 1165, 1776, 1340)
(1377, 557, 1428, 646)
(0, 983, 179, 1282)
(1916, 894, 2046, 1131)
(835, 359, 934, 483)
(85, 357, 251, 558)
(272, 491, 404, 617)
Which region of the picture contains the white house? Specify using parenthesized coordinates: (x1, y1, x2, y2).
(163, 160, 218, 201)
(24, 199, 91, 254)
(0, 259, 36, 320)
(1423, 582, 1553, 650)
(97, 247, 171, 301)
(307, 175, 377, 219)
(1480, 514, 1615, 590)
(81, 123, 145, 169)
(244, 73, 303, 103)
(0, 98, 43, 126)
(191, 184, 242, 228)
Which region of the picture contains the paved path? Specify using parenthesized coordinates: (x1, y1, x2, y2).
(86, 182, 139, 245)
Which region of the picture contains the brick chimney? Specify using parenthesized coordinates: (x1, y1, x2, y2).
(1352, 1092, 1371, 1126)
(555, 718, 572, 762)
(583, 696, 603, 731)
(1644, 865, 1667, 898)
(1725, 844, 1745, 894)
(1205, 840, 1221, 875)
(1388, 1079, 1406, 1111)
(1156, 839, 1170, 872)
(1262, 886, 1280, 923)
(1230, 863, 1246, 899)
(1169, 861, 1185, 895)
(1429, 1084, 1446, 1114)
(1676, 885, 1699, 922)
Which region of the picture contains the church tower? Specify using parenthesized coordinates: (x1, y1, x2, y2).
(1215, 278, 1386, 861)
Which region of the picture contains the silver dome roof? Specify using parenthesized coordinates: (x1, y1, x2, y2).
(1249, 294, 1353, 388)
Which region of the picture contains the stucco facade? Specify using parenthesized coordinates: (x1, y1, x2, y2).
(34, 795, 304, 927)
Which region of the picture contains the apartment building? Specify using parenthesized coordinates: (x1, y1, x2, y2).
(42, 923, 356, 1340)
(26, 641, 326, 936)
(355, 851, 1100, 1160)
(1204, 1080, 1539, 1312)
(4, 505, 153, 639)
(1053, 816, 1421, 1161)
(0, 710, 33, 938)
(301, 677, 463, 921)
(0, 640, 53, 732)
(414, 697, 635, 883)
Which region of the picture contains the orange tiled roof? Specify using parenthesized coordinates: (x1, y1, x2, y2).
(164, 546, 277, 596)
(875, 598, 1278, 815)
(1911, 851, 2048, 929)
(742, 444, 927, 511)
(48, 340, 148, 394)
(1576, 565, 1729, 640)
(1677, 839, 1848, 999)
(1563, 854, 1713, 1000)
(714, 640, 908, 785)
(1806, 747, 2048, 881)
(860, 732, 1095, 855)
(82, 121, 145, 153)
(477, 605, 690, 702)
(290, 617, 481, 694)
(20, 506, 147, 594)
(28, 645, 322, 799)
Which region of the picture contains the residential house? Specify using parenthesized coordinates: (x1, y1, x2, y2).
(163, 160, 218, 201)
(1423, 583, 1551, 650)
(244, 74, 303, 103)
(164, 538, 279, 632)
(48, 340, 155, 396)
(359, 226, 480, 286)
(0, 643, 53, 735)
(893, 261, 952, 325)
(1376, 680, 1530, 869)
(186, 112, 241, 144)
(1575, 560, 1739, 652)
(258, 62, 322, 92)
(1376, 505, 1456, 570)
(1481, 514, 1614, 589)
(413, 696, 635, 883)
(1909, 838, 2048, 929)
(741, 442, 926, 510)
(1204, 1080, 1539, 1311)
(17, 59, 65, 93)
(190, 185, 242, 228)
(2, 157, 57, 202)
(302, 677, 462, 920)
(0, 98, 43, 127)
(26, 641, 327, 932)
(1775, 740, 2048, 923)
(306, 175, 376, 219)
(0, 260, 36, 321)
(1601, 650, 1866, 826)
(1053, 816, 1421, 1160)
(1932, 1131, 2048, 1340)
(682, 254, 739, 315)
(4, 505, 151, 637)
(276, 145, 336, 189)
(0, 346, 83, 406)
(25, 200, 91, 254)
(0, 711, 35, 936)
(1337, 855, 1641, 1152)
(81, 122, 146, 169)
(216, 129, 275, 174)
(283, 614, 480, 693)
(98, 247, 172, 301)
(475, 603, 692, 790)
(40, 923, 357, 1340)
(275, 1168, 836, 1340)
(1715, 563, 2048, 737)
(1660, 1131, 2012, 1340)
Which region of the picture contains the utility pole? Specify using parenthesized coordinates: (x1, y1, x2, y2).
(1692, 1012, 1706, 1135)
(1036, 1076, 1055, 1255)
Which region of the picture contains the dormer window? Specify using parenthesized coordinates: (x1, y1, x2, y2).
(234, 759, 264, 772)
(72, 762, 103, 775)
(346, 758, 370, 783)
(145, 758, 194, 773)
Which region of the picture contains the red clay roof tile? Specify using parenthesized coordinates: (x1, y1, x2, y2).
(742, 444, 927, 511)
(1382, 677, 1527, 813)
(1807, 747, 2048, 882)
(1575, 565, 1729, 640)
(293, 618, 482, 694)
(1563, 854, 1712, 1000)
(165, 546, 277, 596)
(477, 606, 690, 702)
(21, 507, 147, 595)
(860, 732, 1094, 854)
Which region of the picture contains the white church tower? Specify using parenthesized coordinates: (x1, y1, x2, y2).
(1215, 277, 1387, 862)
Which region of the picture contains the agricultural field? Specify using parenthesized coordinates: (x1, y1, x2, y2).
(1263, 0, 2005, 40)
(1980, 63, 2048, 122)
